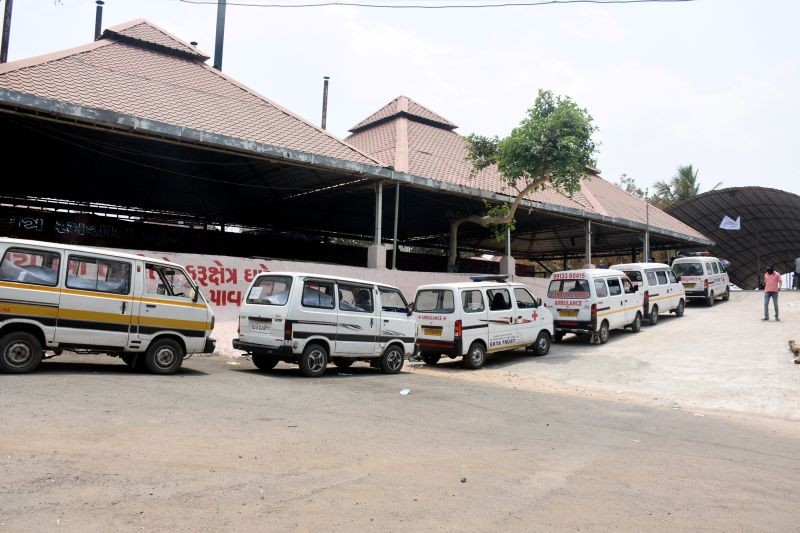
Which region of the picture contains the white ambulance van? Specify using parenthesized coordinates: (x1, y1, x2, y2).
(233, 272, 415, 377)
(412, 275, 554, 370)
(544, 269, 644, 344)
(0, 238, 215, 374)
(610, 262, 686, 325)
(671, 256, 730, 306)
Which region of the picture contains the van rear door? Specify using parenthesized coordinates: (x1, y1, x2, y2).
(485, 287, 518, 351)
(238, 274, 293, 346)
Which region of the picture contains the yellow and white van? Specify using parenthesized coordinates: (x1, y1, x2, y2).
(671, 256, 730, 306)
(413, 276, 554, 370)
(233, 272, 415, 377)
(610, 262, 686, 325)
(0, 238, 215, 374)
(544, 269, 644, 344)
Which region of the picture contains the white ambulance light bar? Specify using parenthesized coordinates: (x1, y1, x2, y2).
(470, 275, 509, 283)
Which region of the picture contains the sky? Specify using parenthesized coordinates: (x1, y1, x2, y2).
(5, 0, 800, 195)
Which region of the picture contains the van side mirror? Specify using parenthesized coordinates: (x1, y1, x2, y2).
(407, 303, 414, 315)
(535, 298, 542, 308)
(190, 287, 199, 303)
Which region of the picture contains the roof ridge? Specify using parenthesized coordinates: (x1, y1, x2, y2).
(201, 64, 384, 166)
(104, 19, 209, 60)
(0, 39, 112, 76)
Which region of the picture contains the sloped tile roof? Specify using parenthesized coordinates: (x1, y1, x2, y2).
(350, 95, 457, 133)
(0, 19, 377, 166)
(347, 97, 708, 240)
(105, 19, 206, 58)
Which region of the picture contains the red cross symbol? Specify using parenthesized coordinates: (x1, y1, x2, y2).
(532, 310, 539, 320)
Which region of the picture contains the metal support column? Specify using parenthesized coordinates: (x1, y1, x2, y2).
(585, 220, 592, 267)
(374, 181, 383, 245)
(643, 197, 650, 263)
(392, 182, 399, 270)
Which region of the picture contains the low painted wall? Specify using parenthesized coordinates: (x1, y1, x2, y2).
(118, 248, 549, 357)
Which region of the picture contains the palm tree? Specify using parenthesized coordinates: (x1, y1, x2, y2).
(652, 164, 718, 208)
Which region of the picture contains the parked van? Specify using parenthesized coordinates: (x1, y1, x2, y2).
(610, 262, 686, 324)
(233, 272, 415, 377)
(0, 237, 215, 374)
(413, 275, 553, 370)
(671, 256, 730, 306)
(544, 269, 644, 344)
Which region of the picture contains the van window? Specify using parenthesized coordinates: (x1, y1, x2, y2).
(462, 290, 485, 313)
(514, 287, 537, 309)
(547, 279, 590, 299)
(624, 270, 643, 283)
(302, 280, 335, 310)
(487, 289, 512, 311)
(594, 279, 608, 297)
(711, 262, 720, 274)
(673, 262, 703, 277)
(246, 275, 292, 305)
(146, 264, 194, 299)
(645, 270, 658, 285)
(622, 278, 636, 294)
(415, 289, 454, 314)
(0, 247, 60, 287)
(656, 270, 668, 285)
(718, 262, 726, 273)
(607, 278, 622, 296)
(338, 283, 373, 313)
(667, 270, 678, 283)
(67, 256, 131, 295)
(379, 288, 408, 313)
(705, 263, 713, 275)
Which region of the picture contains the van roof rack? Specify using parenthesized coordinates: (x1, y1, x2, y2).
(470, 274, 508, 283)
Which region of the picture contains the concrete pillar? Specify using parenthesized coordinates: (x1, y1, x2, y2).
(584, 220, 592, 267)
(368, 181, 386, 269)
(499, 227, 515, 276)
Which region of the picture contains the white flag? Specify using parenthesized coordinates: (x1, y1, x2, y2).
(719, 215, 741, 230)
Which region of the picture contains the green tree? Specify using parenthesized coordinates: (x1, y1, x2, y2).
(617, 173, 645, 198)
(652, 164, 721, 208)
(449, 89, 598, 272)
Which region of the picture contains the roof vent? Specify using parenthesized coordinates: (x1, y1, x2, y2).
(94, 1, 104, 42)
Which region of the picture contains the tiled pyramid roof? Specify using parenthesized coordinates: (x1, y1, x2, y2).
(350, 95, 457, 133)
(0, 19, 377, 166)
(347, 97, 707, 240)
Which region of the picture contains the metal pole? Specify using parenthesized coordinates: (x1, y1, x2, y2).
(93, 0, 104, 41)
(505, 227, 511, 257)
(585, 220, 592, 266)
(213, 0, 227, 71)
(1, 0, 14, 63)
(644, 195, 650, 263)
(321, 76, 330, 130)
(392, 182, 399, 270)
(374, 181, 383, 246)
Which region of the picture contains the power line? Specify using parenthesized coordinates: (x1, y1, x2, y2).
(176, 0, 696, 9)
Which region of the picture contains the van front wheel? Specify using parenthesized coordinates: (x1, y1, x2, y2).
(145, 338, 184, 375)
(533, 331, 551, 356)
(380, 345, 405, 374)
(462, 342, 486, 370)
(675, 299, 685, 317)
(631, 312, 642, 333)
(722, 287, 730, 301)
(299, 343, 328, 378)
(0, 331, 43, 374)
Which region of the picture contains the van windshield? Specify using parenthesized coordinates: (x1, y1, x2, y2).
(673, 262, 704, 277)
(547, 279, 590, 299)
(247, 275, 292, 305)
(414, 289, 455, 314)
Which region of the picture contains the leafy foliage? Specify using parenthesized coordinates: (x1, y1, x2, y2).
(616, 173, 645, 198)
(651, 164, 720, 208)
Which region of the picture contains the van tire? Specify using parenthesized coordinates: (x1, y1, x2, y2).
(333, 358, 353, 369)
(299, 343, 328, 378)
(462, 342, 486, 370)
(631, 312, 642, 333)
(722, 287, 730, 301)
(706, 291, 715, 307)
(121, 354, 136, 367)
(252, 354, 278, 371)
(421, 353, 440, 366)
(675, 299, 685, 317)
(144, 338, 184, 375)
(554, 332, 565, 343)
(649, 305, 659, 326)
(0, 331, 43, 374)
(533, 331, 551, 356)
(598, 321, 610, 344)
(380, 345, 405, 374)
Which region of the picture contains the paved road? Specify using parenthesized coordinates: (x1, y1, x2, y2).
(1, 352, 798, 532)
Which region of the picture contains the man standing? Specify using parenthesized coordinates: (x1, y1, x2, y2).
(794, 255, 800, 290)
(762, 265, 781, 321)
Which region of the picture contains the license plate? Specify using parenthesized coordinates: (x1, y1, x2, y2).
(250, 319, 272, 333)
(559, 310, 578, 317)
(422, 327, 442, 337)
(682, 283, 695, 289)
